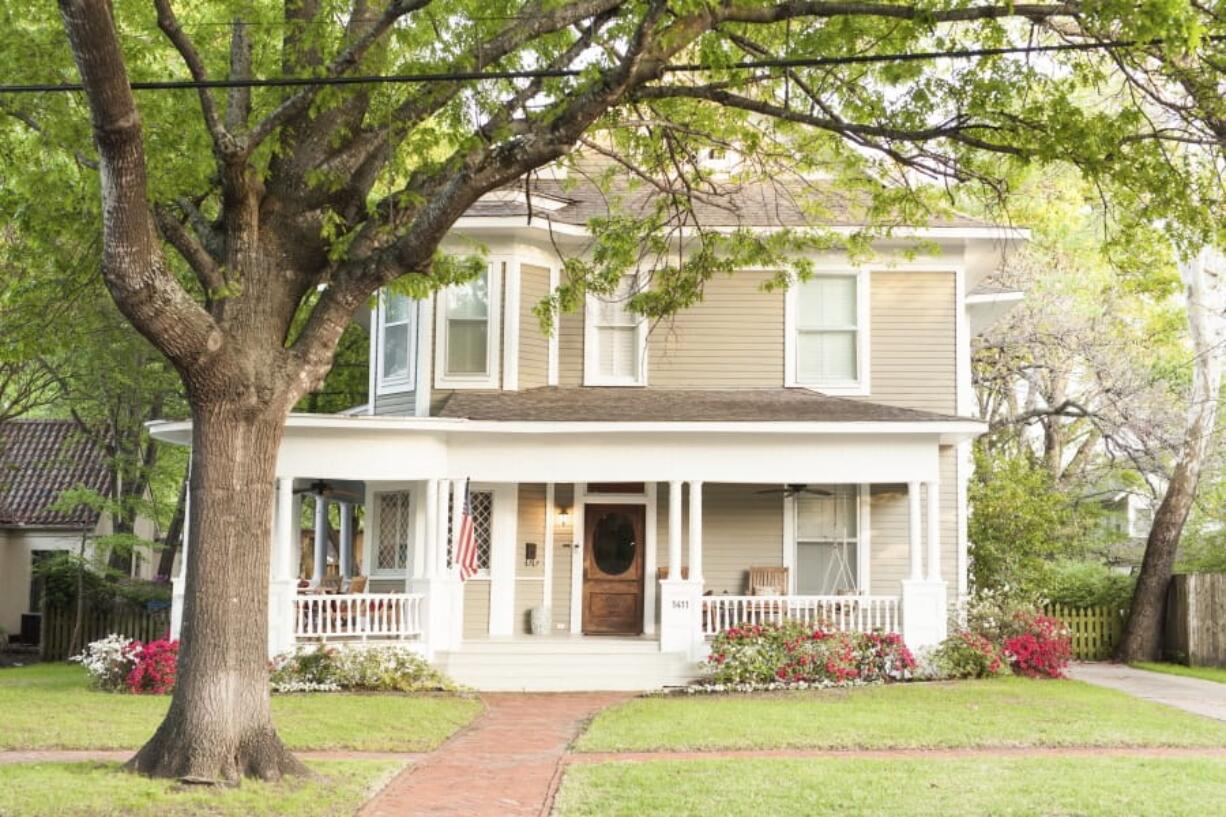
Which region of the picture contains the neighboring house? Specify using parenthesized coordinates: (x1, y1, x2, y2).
(151, 173, 1025, 690)
(1098, 490, 1156, 573)
(0, 420, 158, 643)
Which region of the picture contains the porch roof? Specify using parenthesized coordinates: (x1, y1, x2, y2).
(436, 387, 966, 424)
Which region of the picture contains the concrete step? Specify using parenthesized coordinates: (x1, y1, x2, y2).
(435, 643, 704, 691)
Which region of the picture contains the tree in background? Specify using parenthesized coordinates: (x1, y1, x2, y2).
(4, 0, 1217, 783)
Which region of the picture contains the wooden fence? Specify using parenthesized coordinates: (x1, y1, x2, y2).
(41, 604, 171, 661)
(1043, 603, 1125, 661)
(1165, 573, 1226, 667)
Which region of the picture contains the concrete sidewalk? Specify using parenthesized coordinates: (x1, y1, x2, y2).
(1069, 662, 1226, 721)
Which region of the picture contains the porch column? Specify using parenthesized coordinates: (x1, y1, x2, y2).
(687, 481, 703, 585)
(901, 479, 947, 651)
(926, 481, 941, 582)
(338, 502, 353, 581)
(312, 497, 329, 585)
(267, 477, 298, 657)
(170, 478, 191, 640)
(660, 480, 702, 657)
(907, 481, 923, 581)
(423, 479, 439, 578)
(667, 480, 683, 579)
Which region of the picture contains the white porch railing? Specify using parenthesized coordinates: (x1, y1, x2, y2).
(293, 593, 424, 641)
(702, 595, 901, 637)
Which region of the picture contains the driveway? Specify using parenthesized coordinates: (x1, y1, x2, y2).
(1069, 662, 1226, 722)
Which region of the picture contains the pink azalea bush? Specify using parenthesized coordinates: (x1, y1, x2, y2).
(124, 639, 179, 694)
(1003, 612, 1072, 678)
(706, 622, 915, 688)
(934, 601, 1073, 680)
(931, 630, 1009, 678)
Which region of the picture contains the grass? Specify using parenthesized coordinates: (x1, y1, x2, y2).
(553, 756, 1226, 817)
(0, 663, 481, 752)
(575, 677, 1226, 752)
(1132, 661, 1226, 685)
(0, 760, 402, 817)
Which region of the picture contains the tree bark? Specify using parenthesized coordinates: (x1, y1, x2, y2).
(1117, 249, 1225, 662)
(126, 402, 307, 783)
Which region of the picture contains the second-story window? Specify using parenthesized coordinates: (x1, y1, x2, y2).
(376, 292, 416, 394)
(436, 261, 502, 389)
(585, 275, 647, 386)
(789, 272, 867, 394)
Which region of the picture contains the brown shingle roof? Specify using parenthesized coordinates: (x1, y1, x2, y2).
(465, 177, 992, 229)
(435, 387, 967, 423)
(0, 420, 110, 529)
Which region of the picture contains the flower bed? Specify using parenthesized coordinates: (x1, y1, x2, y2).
(72, 634, 178, 694)
(269, 644, 457, 693)
(703, 622, 915, 690)
(933, 597, 1073, 680)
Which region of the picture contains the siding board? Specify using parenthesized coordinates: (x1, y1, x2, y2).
(519, 265, 551, 388)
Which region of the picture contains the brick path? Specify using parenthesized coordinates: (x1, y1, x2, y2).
(358, 692, 628, 817)
(0, 749, 421, 765)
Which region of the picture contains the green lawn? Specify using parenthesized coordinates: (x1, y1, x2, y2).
(554, 756, 1226, 817)
(575, 677, 1226, 752)
(1132, 661, 1226, 685)
(0, 664, 481, 752)
(0, 760, 402, 817)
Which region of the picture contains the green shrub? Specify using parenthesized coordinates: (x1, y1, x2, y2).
(932, 631, 1009, 679)
(270, 645, 457, 693)
(1039, 560, 1134, 610)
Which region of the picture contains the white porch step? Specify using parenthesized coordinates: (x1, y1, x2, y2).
(435, 638, 704, 691)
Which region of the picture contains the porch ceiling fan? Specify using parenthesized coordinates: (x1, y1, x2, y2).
(294, 479, 337, 498)
(756, 483, 833, 497)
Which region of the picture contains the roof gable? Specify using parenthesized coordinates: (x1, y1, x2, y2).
(0, 420, 111, 529)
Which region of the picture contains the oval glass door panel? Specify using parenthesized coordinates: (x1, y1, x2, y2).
(592, 512, 637, 576)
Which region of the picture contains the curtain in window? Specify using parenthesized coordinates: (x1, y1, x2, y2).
(381, 294, 413, 380)
(796, 275, 858, 384)
(445, 269, 490, 375)
(595, 277, 641, 380)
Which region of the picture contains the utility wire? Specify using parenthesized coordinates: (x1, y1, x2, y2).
(1, 35, 1222, 94)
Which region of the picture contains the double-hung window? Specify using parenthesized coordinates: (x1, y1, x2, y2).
(790, 273, 866, 393)
(376, 292, 416, 393)
(436, 262, 501, 389)
(794, 486, 860, 595)
(585, 275, 646, 385)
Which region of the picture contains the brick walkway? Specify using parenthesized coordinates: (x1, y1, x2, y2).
(358, 692, 629, 817)
(0, 749, 421, 765)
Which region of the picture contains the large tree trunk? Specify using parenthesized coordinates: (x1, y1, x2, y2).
(1117, 249, 1225, 662)
(126, 402, 307, 783)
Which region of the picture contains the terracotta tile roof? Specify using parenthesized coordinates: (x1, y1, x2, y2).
(0, 420, 110, 529)
(465, 176, 993, 229)
(436, 387, 968, 423)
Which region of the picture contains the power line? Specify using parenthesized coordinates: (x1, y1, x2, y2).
(1, 34, 1220, 95)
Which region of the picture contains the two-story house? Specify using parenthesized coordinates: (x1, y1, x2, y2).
(153, 173, 1023, 690)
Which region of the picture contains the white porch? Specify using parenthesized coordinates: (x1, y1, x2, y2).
(156, 410, 977, 688)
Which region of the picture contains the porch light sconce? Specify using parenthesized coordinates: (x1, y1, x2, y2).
(557, 507, 571, 529)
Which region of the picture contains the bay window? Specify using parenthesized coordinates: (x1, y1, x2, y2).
(375, 292, 416, 393)
(435, 261, 502, 389)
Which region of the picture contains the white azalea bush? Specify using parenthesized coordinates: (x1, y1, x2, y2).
(269, 644, 457, 693)
(71, 633, 137, 691)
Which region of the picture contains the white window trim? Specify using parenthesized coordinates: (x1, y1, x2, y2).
(785, 485, 868, 595)
(583, 279, 649, 387)
(374, 291, 418, 396)
(367, 485, 418, 579)
(434, 260, 503, 390)
(784, 268, 870, 396)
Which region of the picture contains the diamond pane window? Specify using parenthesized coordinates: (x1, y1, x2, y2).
(377, 491, 412, 571)
(446, 489, 493, 572)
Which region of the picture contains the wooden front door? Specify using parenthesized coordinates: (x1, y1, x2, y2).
(582, 504, 645, 635)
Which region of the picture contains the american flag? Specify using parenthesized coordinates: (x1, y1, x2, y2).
(454, 479, 479, 581)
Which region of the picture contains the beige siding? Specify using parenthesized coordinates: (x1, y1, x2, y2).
(513, 581, 544, 634)
(654, 483, 784, 595)
(868, 446, 960, 594)
(463, 581, 490, 637)
(513, 484, 548, 634)
(557, 311, 583, 386)
(649, 271, 784, 387)
(519, 265, 551, 388)
(863, 271, 956, 413)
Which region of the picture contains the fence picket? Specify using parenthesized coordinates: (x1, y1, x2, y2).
(1043, 603, 1124, 660)
(40, 605, 172, 661)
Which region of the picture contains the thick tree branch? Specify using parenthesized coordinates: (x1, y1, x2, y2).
(57, 0, 220, 376)
(153, 204, 225, 296)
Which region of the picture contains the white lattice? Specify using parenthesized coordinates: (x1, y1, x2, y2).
(377, 492, 411, 570)
(470, 491, 493, 570)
